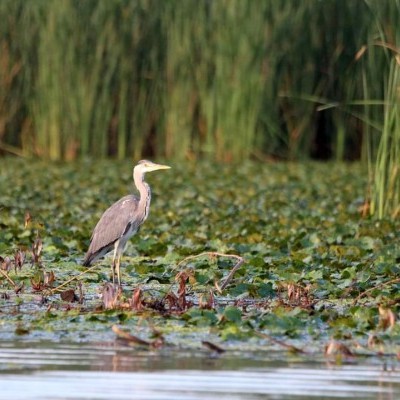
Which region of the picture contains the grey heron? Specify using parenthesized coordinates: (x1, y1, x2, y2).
(83, 160, 170, 285)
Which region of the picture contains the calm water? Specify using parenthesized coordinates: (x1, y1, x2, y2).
(0, 341, 399, 400)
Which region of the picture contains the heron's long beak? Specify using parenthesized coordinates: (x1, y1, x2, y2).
(149, 163, 171, 171)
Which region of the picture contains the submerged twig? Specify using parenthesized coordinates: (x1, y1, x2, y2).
(176, 252, 244, 290)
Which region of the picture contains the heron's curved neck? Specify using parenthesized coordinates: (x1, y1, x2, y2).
(133, 168, 151, 218)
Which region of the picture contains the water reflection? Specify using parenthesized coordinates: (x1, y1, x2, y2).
(0, 341, 399, 400)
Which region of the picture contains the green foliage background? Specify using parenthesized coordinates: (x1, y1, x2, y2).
(0, 0, 400, 162)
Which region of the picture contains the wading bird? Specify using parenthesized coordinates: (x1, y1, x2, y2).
(83, 160, 170, 285)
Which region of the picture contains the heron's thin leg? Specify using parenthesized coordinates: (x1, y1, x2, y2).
(116, 255, 122, 286)
(112, 258, 116, 284)
(112, 244, 118, 284)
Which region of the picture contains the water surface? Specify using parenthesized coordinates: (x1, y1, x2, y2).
(0, 341, 399, 399)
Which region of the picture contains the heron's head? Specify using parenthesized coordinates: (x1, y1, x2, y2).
(135, 160, 171, 174)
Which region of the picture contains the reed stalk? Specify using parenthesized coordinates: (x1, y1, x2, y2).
(370, 59, 400, 218)
(0, 0, 398, 174)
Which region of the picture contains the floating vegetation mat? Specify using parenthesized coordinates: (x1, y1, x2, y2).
(0, 158, 399, 359)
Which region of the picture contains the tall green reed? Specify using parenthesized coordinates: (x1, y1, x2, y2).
(369, 58, 400, 219)
(161, 0, 268, 162)
(358, 0, 400, 218)
(0, 0, 398, 173)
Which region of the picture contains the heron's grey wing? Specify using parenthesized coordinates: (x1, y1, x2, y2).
(84, 195, 140, 264)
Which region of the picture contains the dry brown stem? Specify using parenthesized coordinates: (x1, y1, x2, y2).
(176, 252, 244, 290)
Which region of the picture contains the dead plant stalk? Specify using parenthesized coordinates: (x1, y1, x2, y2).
(176, 252, 244, 290)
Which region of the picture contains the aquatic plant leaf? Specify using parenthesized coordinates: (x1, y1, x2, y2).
(222, 306, 242, 323)
(1, 159, 400, 350)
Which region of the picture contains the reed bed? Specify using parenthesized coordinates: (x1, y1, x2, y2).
(0, 0, 399, 216)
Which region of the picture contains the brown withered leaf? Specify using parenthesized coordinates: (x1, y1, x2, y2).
(325, 340, 353, 357)
(1, 256, 12, 272)
(14, 250, 25, 272)
(32, 237, 43, 265)
(60, 289, 78, 302)
(24, 211, 31, 228)
(278, 282, 313, 308)
(31, 275, 44, 291)
(176, 270, 190, 286)
(44, 271, 55, 287)
(287, 282, 312, 306)
(176, 270, 192, 311)
(164, 292, 179, 310)
(378, 306, 396, 330)
(102, 283, 122, 309)
(199, 289, 215, 309)
(129, 287, 145, 311)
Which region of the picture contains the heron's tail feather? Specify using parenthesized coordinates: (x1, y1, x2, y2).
(82, 253, 94, 266)
(82, 243, 114, 266)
